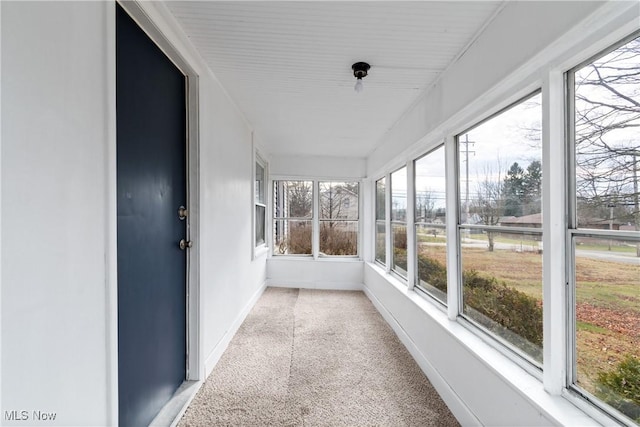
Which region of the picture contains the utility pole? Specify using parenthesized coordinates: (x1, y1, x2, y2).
(634, 153, 639, 256)
(460, 134, 475, 226)
(607, 201, 615, 251)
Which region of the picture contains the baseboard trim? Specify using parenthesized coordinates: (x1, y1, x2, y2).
(267, 280, 364, 291)
(204, 281, 267, 376)
(149, 380, 201, 427)
(362, 284, 481, 427)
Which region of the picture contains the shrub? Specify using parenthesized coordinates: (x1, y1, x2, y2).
(375, 233, 386, 262)
(597, 355, 640, 422)
(464, 274, 543, 347)
(384, 245, 544, 348)
(394, 227, 407, 249)
(393, 247, 408, 271)
(282, 224, 312, 254)
(463, 269, 498, 290)
(320, 224, 357, 255)
(417, 255, 447, 293)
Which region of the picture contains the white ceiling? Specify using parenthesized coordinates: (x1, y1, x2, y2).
(166, 1, 504, 158)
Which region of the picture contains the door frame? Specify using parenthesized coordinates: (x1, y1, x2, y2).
(108, 1, 202, 424)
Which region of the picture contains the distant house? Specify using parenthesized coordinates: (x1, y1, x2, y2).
(500, 213, 542, 229)
(577, 217, 623, 230)
(500, 213, 630, 231)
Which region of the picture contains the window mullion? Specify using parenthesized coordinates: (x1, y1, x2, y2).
(385, 172, 392, 273)
(445, 135, 460, 320)
(407, 160, 416, 290)
(542, 70, 568, 395)
(313, 180, 319, 260)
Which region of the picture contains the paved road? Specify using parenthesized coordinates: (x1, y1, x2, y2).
(574, 249, 640, 265)
(426, 238, 640, 265)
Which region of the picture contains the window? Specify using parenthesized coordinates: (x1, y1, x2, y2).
(273, 179, 360, 257)
(569, 33, 640, 423)
(415, 146, 447, 304)
(458, 92, 543, 364)
(375, 178, 386, 265)
(391, 167, 408, 279)
(255, 159, 266, 247)
(319, 181, 359, 256)
(273, 180, 313, 255)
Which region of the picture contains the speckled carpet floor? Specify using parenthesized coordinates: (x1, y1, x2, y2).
(178, 287, 459, 427)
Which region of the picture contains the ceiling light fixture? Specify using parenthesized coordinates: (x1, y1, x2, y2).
(352, 62, 370, 93)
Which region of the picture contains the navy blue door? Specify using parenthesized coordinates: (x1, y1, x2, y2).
(116, 5, 187, 427)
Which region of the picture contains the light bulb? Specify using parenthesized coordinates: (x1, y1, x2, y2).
(354, 78, 364, 93)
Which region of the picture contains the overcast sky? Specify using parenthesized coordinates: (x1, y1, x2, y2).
(392, 93, 542, 211)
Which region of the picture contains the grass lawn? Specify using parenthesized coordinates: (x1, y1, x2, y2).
(416, 233, 446, 243)
(576, 242, 638, 254)
(491, 235, 541, 246)
(458, 246, 543, 299)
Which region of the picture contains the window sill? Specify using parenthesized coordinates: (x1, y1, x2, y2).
(269, 256, 362, 263)
(253, 245, 269, 259)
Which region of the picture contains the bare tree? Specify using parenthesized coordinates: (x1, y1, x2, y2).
(320, 182, 357, 225)
(416, 189, 436, 222)
(319, 182, 358, 255)
(472, 164, 505, 252)
(575, 37, 640, 254)
(287, 181, 313, 217)
(274, 181, 313, 254)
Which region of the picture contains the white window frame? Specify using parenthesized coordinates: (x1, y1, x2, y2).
(318, 181, 360, 258)
(271, 177, 362, 259)
(565, 31, 640, 425)
(272, 179, 314, 257)
(374, 176, 388, 268)
(455, 90, 545, 371)
(390, 165, 409, 281)
(252, 150, 269, 259)
(413, 144, 448, 306)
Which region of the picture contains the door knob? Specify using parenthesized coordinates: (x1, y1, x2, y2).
(178, 206, 188, 220)
(179, 239, 193, 250)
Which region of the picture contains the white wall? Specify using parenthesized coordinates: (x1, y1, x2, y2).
(267, 259, 363, 290)
(270, 154, 366, 179)
(1, 1, 268, 425)
(1, 2, 111, 425)
(197, 62, 268, 375)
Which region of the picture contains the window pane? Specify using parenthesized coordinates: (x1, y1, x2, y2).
(415, 146, 446, 224)
(391, 223, 407, 278)
(273, 219, 312, 255)
(461, 229, 543, 362)
(459, 93, 542, 226)
(255, 204, 265, 246)
(391, 167, 407, 221)
(273, 180, 313, 218)
(375, 221, 386, 264)
(255, 162, 265, 204)
(320, 182, 359, 220)
(416, 224, 447, 304)
(574, 36, 640, 233)
(376, 178, 386, 220)
(574, 236, 640, 421)
(320, 221, 357, 256)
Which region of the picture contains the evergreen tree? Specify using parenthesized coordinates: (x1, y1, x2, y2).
(504, 162, 524, 216)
